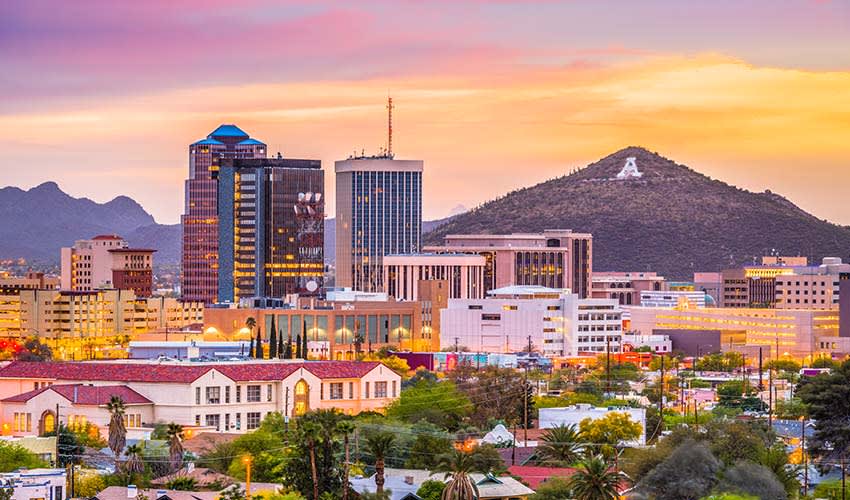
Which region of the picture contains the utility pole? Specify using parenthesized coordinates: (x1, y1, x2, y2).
(284, 387, 290, 433)
(55, 403, 60, 466)
(768, 368, 774, 427)
(758, 347, 764, 391)
(842, 453, 846, 500)
(801, 417, 808, 495)
(656, 355, 665, 440)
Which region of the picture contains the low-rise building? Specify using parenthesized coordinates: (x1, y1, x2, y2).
(775, 257, 849, 310)
(350, 468, 535, 500)
(383, 253, 485, 301)
(61, 235, 155, 297)
(440, 285, 622, 357)
(638, 290, 707, 308)
(0, 360, 400, 435)
(591, 272, 667, 306)
(0, 468, 66, 500)
(0, 272, 59, 294)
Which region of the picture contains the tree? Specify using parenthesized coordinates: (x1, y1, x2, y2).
(302, 422, 322, 500)
(248, 337, 255, 358)
(364, 431, 396, 495)
(797, 360, 850, 460)
(416, 479, 446, 500)
(74, 473, 107, 498)
(166, 423, 184, 472)
(469, 443, 507, 475)
(638, 440, 721, 500)
(165, 477, 198, 491)
(567, 454, 623, 500)
(530, 477, 573, 500)
(277, 331, 285, 359)
(765, 359, 801, 373)
(245, 317, 257, 334)
(269, 316, 278, 359)
(336, 421, 355, 500)
(758, 443, 801, 497)
(17, 337, 52, 361)
(811, 357, 838, 369)
(405, 422, 454, 470)
(715, 460, 787, 500)
(536, 424, 583, 467)
(107, 396, 127, 469)
(703, 420, 772, 467)
(284, 337, 293, 359)
(124, 443, 145, 476)
(255, 327, 264, 359)
(449, 365, 533, 429)
(0, 441, 47, 472)
(280, 409, 345, 499)
(579, 412, 642, 458)
(386, 380, 471, 431)
(716, 380, 764, 411)
(295, 334, 302, 359)
(46, 424, 84, 467)
(435, 449, 483, 500)
(301, 333, 308, 360)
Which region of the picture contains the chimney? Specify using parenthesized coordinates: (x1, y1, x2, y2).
(127, 485, 137, 499)
(404, 476, 414, 485)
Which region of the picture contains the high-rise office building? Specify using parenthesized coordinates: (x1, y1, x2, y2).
(217, 157, 324, 302)
(182, 125, 266, 303)
(335, 157, 423, 292)
(60, 235, 155, 297)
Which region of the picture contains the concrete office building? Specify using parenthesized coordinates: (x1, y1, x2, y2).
(638, 290, 707, 308)
(440, 285, 622, 357)
(61, 235, 155, 297)
(841, 273, 850, 338)
(217, 157, 324, 302)
(627, 305, 839, 359)
(693, 272, 722, 305)
(335, 156, 423, 293)
(0, 272, 59, 294)
(383, 253, 486, 301)
(424, 229, 593, 298)
(775, 257, 849, 310)
(591, 272, 667, 305)
(182, 125, 267, 304)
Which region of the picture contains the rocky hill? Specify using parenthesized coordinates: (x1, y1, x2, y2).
(0, 182, 179, 264)
(425, 147, 850, 278)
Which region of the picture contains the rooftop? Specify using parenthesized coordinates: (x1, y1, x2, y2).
(487, 285, 567, 296)
(2, 384, 151, 405)
(209, 124, 249, 138)
(191, 138, 224, 146)
(237, 138, 265, 146)
(0, 360, 385, 384)
(91, 234, 124, 241)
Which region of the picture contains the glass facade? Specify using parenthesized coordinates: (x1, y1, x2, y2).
(182, 125, 266, 303)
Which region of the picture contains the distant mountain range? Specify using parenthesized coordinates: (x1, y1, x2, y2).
(0, 182, 180, 264)
(425, 146, 850, 278)
(8, 148, 850, 277)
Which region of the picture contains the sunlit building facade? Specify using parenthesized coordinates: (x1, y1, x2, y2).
(424, 230, 593, 298)
(182, 125, 267, 304)
(60, 235, 155, 297)
(217, 158, 324, 302)
(335, 157, 423, 292)
(382, 253, 485, 301)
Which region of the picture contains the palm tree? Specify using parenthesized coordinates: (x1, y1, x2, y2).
(106, 395, 127, 469)
(245, 316, 256, 333)
(124, 444, 145, 476)
(566, 454, 623, 500)
(364, 431, 396, 495)
(536, 424, 584, 467)
(435, 448, 482, 500)
(336, 421, 356, 500)
(166, 423, 184, 472)
(301, 422, 322, 500)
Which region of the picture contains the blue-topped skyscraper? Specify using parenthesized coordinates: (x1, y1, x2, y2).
(182, 125, 266, 303)
(335, 154, 423, 292)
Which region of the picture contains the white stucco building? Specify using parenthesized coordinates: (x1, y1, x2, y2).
(440, 285, 622, 356)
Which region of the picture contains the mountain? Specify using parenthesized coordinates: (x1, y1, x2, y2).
(0, 182, 180, 264)
(425, 147, 850, 279)
(323, 216, 456, 265)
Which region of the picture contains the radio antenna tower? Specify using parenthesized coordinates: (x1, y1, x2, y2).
(386, 94, 394, 158)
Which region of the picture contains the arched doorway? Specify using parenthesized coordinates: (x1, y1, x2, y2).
(40, 410, 56, 436)
(293, 379, 310, 417)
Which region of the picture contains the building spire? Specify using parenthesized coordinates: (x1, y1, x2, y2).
(387, 93, 394, 158)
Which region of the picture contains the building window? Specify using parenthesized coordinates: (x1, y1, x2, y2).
(195, 387, 201, 405)
(206, 387, 221, 404)
(247, 385, 261, 402)
(123, 414, 141, 428)
(375, 382, 388, 398)
(392, 380, 397, 398)
(365, 382, 370, 399)
(205, 414, 221, 431)
(329, 383, 344, 400)
(235, 413, 241, 430)
(349, 382, 354, 399)
(225, 414, 230, 430)
(236, 386, 241, 403)
(481, 313, 501, 321)
(267, 384, 272, 402)
(246, 412, 262, 430)
(14, 412, 32, 432)
(225, 386, 231, 403)
(195, 415, 201, 425)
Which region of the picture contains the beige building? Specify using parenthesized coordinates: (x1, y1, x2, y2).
(0, 289, 203, 358)
(0, 272, 59, 293)
(627, 304, 839, 360)
(383, 253, 485, 301)
(424, 229, 593, 298)
(0, 360, 400, 436)
(775, 257, 849, 310)
(60, 235, 155, 297)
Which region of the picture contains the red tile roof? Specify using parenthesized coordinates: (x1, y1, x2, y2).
(92, 235, 124, 240)
(507, 465, 576, 489)
(2, 384, 151, 405)
(0, 360, 384, 384)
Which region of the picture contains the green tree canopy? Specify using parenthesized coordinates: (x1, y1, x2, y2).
(385, 379, 471, 431)
(638, 440, 722, 500)
(0, 441, 48, 472)
(797, 360, 850, 460)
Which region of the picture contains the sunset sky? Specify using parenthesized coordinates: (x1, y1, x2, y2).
(1, 0, 848, 225)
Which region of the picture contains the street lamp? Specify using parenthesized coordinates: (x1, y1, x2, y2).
(242, 455, 253, 500)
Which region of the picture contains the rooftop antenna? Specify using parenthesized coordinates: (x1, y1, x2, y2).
(387, 93, 394, 158)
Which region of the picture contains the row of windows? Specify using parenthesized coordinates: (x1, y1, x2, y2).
(195, 411, 263, 431)
(196, 384, 272, 405)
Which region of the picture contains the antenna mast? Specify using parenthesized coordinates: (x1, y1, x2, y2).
(387, 94, 394, 158)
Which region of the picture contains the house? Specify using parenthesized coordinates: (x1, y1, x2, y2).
(93, 486, 218, 500)
(507, 465, 575, 490)
(538, 405, 647, 446)
(0, 468, 66, 500)
(0, 360, 401, 436)
(350, 468, 535, 500)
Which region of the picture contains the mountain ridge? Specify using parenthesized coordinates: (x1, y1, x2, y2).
(425, 146, 850, 278)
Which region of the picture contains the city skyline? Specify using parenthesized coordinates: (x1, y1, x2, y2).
(1, 0, 849, 226)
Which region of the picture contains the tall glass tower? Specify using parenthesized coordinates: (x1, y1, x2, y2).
(181, 125, 266, 303)
(335, 157, 423, 292)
